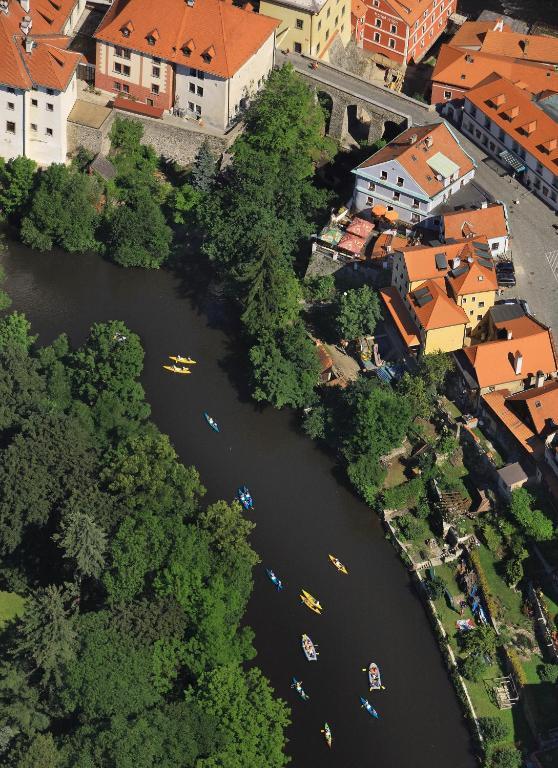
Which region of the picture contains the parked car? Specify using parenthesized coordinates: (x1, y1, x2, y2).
(496, 260, 516, 287)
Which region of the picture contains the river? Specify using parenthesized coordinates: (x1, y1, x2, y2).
(457, 0, 547, 26)
(2, 242, 476, 768)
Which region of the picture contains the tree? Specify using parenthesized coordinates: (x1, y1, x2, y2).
(109, 116, 144, 153)
(460, 624, 498, 662)
(486, 744, 522, 768)
(425, 575, 446, 600)
(105, 187, 172, 268)
(510, 488, 554, 541)
(0, 239, 11, 311)
(249, 323, 320, 408)
(167, 182, 201, 225)
(0, 156, 36, 219)
(478, 716, 508, 743)
(15, 733, 61, 768)
(53, 510, 107, 580)
(197, 500, 259, 571)
(191, 140, 218, 193)
(303, 274, 335, 303)
(335, 286, 381, 340)
(14, 585, 78, 688)
(397, 373, 432, 419)
(418, 352, 454, 397)
(537, 663, 558, 683)
(0, 312, 36, 354)
(20, 164, 100, 253)
(0, 664, 51, 740)
(460, 653, 486, 682)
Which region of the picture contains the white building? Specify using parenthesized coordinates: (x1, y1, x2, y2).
(461, 73, 558, 213)
(439, 201, 510, 257)
(0, 0, 84, 165)
(94, 0, 279, 131)
(352, 122, 476, 226)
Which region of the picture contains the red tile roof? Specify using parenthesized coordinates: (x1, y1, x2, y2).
(441, 203, 508, 242)
(507, 380, 558, 436)
(482, 388, 543, 457)
(399, 237, 493, 290)
(380, 286, 420, 347)
(480, 29, 558, 65)
(409, 279, 469, 330)
(357, 123, 475, 198)
(450, 19, 511, 49)
(95, 0, 279, 79)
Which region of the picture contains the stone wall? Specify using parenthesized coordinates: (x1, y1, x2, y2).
(67, 119, 109, 157)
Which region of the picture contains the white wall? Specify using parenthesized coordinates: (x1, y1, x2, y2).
(227, 32, 275, 125)
(62, 0, 86, 35)
(0, 86, 25, 161)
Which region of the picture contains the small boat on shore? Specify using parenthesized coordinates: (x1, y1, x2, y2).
(291, 677, 310, 701)
(321, 723, 332, 748)
(266, 569, 283, 591)
(328, 554, 348, 574)
(360, 697, 379, 719)
(300, 590, 322, 614)
(203, 412, 219, 432)
(365, 662, 384, 691)
(163, 364, 190, 374)
(169, 355, 197, 365)
(237, 485, 253, 510)
(301, 634, 318, 661)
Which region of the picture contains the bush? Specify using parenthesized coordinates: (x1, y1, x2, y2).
(425, 575, 445, 600)
(537, 663, 558, 683)
(303, 275, 335, 303)
(470, 550, 500, 621)
(479, 522, 503, 556)
(478, 716, 508, 743)
(415, 498, 430, 520)
(460, 653, 487, 682)
(398, 514, 424, 541)
(505, 648, 527, 688)
(383, 478, 426, 512)
(485, 744, 522, 768)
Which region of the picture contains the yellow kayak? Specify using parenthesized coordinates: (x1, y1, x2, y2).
(329, 554, 348, 575)
(301, 594, 322, 614)
(301, 590, 322, 612)
(169, 355, 197, 365)
(163, 364, 191, 374)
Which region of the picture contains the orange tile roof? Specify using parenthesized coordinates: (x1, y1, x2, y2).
(95, 0, 279, 79)
(480, 29, 558, 65)
(371, 232, 409, 260)
(409, 279, 468, 330)
(482, 389, 543, 457)
(450, 19, 511, 50)
(0, 2, 81, 90)
(432, 44, 558, 97)
(357, 123, 475, 198)
(447, 256, 498, 295)
(351, 0, 367, 19)
(507, 380, 558, 436)
(380, 286, 420, 347)
(463, 317, 558, 388)
(465, 74, 558, 180)
(400, 237, 489, 284)
(442, 204, 508, 242)
(383, 0, 441, 26)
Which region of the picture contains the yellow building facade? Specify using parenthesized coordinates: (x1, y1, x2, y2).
(453, 290, 497, 329)
(259, 0, 351, 60)
(422, 324, 466, 355)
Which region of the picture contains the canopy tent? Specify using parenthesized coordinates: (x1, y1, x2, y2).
(371, 204, 387, 217)
(338, 233, 366, 256)
(346, 217, 374, 239)
(318, 226, 343, 245)
(384, 209, 399, 222)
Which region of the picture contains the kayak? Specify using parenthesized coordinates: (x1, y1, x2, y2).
(203, 412, 219, 432)
(237, 485, 254, 510)
(163, 364, 190, 374)
(321, 722, 332, 748)
(367, 662, 383, 691)
(300, 594, 322, 615)
(265, 569, 283, 591)
(301, 590, 322, 610)
(301, 634, 318, 661)
(328, 554, 348, 574)
(169, 355, 197, 365)
(360, 697, 379, 718)
(291, 677, 310, 701)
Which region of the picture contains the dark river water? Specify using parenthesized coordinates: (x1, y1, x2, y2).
(457, 0, 547, 26)
(2, 242, 476, 768)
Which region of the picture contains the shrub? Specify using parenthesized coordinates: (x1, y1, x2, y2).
(478, 716, 508, 743)
(470, 550, 500, 621)
(485, 744, 522, 768)
(505, 648, 527, 688)
(303, 275, 335, 303)
(479, 522, 503, 556)
(398, 514, 424, 541)
(460, 653, 486, 682)
(537, 663, 558, 683)
(425, 575, 445, 600)
(383, 478, 425, 512)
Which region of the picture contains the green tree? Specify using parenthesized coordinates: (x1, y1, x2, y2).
(105, 187, 172, 268)
(397, 372, 432, 419)
(167, 182, 201, 224)
(510, 488, 554, 541)
(478, 716, 508, 743)
(0, 156, 36, 219)
(460, 653, 486, 682)
(486, 744, 522, 768)
(191, 140, 218, 193)
(53, 510, 107, 580)
(20, 164, 99, 253)
(460, 624, 498, 662)
(109, 116, 144, 153)
(14, 585, 78, 688)
(335, 286, 381, 340)
(15, 733, 61, 768)
(0, 664, 50, 739)
(0, 238, 11, 311)
(425, 575, 446, 600)
(418, 352, 454, 397)
(197, 500, 259, 571)
(0, 312, 36, 354)
(303, 274, 335, 303)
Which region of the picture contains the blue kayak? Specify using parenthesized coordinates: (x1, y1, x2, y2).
(360, 697, 379, 718)
(203, 412, 219, 432)
(291, 677, 310, 701)
(237, 485, 253, 510)
(265, 568, 283, 591)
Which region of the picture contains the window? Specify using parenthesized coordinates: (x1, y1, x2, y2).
(316, 42, 321, 53)
(341, 23, 344, 31)
(189, 82, 195, 93)
(478, 301, 485, 307)
(31, 98, 38, 106)
(188, 101, 195, 111)
(543, 186, 549, 197)
(422, 23, 426, 32)
(30, 123, 37, 131)
(195, 104, 201, 115)
(115, 46, 130, 59)
(411, 212, 420, 223)
(327, 7, 330, 16)
(444, 90, 452, 99)
(386, 205, 394, 211)
(469, 310, 474, 316)
(114, 62, 121, 74)
(462, 297, 467, 303)
(367, 196, 374, 205)
(45, 127, 53, 137)
(151, 84, 159, 95)
(368, 181, 375, 190)
(6, 121, 15, 133)
(374, 32, 380, 42)
(489, 141, 495, 152)
(7, 102, 14, 110)
(123, 65, 130, 76)
(296, 18, 303, 29)
(412, 198, 420, 209)
(499, 128, 505, 141)
(389, 38, 395, 48)
(146, 98, 154, 107)
(123, 84, 129, 94)
(114, 82, 121, 91)
(390, 23, 397, 32)
(153, 57, 161, 64)
(335, 15, 338, 25)
(7, 87, 15, 94)
(484, 116, 491, 129)
(196, 85, 203, 96)
(471, 296, 476, 302)
(294, 42, 302, 53)
(477, 314, 482, 321)
(393, 191, 400, 201)
(152, 66, 160, 78)
(47, 88, 54, 95)
(318, 19, 322, 30)
(326, 28, 330, 38)
(536, 161, 543, 173)
(470, 105, 476, 117)
(375, 17, 381, 27)
(46, 103, 53, 112)
(380, 170, 388, 180)
(147, 35, 155, 45)
(373, 0, 379, 5)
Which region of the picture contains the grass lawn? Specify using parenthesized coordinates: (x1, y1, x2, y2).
(0, 591, 25, 627)
(471, 427, 505, 468)
(476, 545, 526, 628)
(383, 459, 408, 489)
(440, 397, 462, 420)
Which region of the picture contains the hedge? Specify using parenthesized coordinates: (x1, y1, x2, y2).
(470, 549, 500, 623)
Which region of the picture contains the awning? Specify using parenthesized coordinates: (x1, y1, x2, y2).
(384, 209, 399, 222)
(499, 150, 525, 173)
(372, 204, 387, 217)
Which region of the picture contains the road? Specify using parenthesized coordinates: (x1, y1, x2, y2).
(276, 49, 433, 127)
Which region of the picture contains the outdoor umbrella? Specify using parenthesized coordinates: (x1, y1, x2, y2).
(384, 209, 399, 223)
(371, 204, 387, 217)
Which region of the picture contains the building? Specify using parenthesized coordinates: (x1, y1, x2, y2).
(94, 0, 278, 130)
(0, 0, 85, 165)
(460, 74, 558, 212)
(351, 0, 367, 48)
(455, 306, 558, 409)
(430, 44, 558, 113)
(361, 0, 456, 66)
(478, 29, 558, 67)
(448, 17, 508, 50)
(352, 122, 476, 226)
(258, 0, 350, 60)
(439, 202, 509, 256)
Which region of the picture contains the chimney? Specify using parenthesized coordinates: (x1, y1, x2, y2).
(0, 0, 9, 15)
(424, 135, 433, 149)
(536, 370, 545, 388)
(24, 35, 34, 53)
(514, 350, 523, 375)
(20, 0, 30, 12)
(494, 17, 504, 31)
(481, 201, 488, 209)
(187, 0, 195, 6)
(20, 14, 32, 34)
(409, 133, 418, 144)
(452, 256, 461, 269)
(506, 329, 513, 340)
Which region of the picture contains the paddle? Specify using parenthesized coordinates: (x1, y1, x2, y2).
(361, 668, 386, 690)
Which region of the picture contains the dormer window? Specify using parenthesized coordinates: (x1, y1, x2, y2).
(182, 38, 195, 57)
(121, 21, 134, 37)
(146, 28, 159, 46)
(201, 45, 215, 63)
